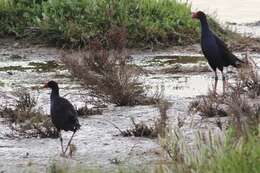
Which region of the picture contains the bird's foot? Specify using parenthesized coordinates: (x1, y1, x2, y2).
(69, 144, 76, 158)
(60, 152, 67, 158)
(212, 90, 218, 97)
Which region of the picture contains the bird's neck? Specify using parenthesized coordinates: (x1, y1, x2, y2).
(199, 17, 210, 33)
(51, 88, 59, 99)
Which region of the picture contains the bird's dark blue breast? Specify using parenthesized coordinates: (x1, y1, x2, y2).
(50, 97, 80, 132)
(201, 31, 223, 71)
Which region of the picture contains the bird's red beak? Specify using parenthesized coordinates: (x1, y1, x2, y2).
(42, 83, 48, 89)
(192, 12, 198, 19)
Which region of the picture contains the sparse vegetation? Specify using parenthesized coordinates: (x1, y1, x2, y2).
(44, 90, 259, 173)
(230, 36, 260, 52)
(160, 126, 259, 173)
(121, 117, 158, 138)
(77, 106, 103, 117)
(189, 53, 260, 119)
(188, 91, 228, 117)
(121, 100, 169, 138)
(0, 89, 58, 138)
(238, 51, 260, 98)
(180, 53, 260, 173)
(62, 26, 157, 106)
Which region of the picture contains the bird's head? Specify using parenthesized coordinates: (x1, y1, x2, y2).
(43, 80, 59, 90)
(192, 11, 206, 20)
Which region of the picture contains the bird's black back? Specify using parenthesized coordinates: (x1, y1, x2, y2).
(51, 96, 80, 132)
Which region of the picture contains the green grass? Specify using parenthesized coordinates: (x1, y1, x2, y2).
(0, 0, 197, 47)
(0, 0, 230, 48)
(208, 136, 259, 173)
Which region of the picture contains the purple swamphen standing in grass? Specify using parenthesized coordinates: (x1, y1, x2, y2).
(43, 81, 80, 155)
(192, 11, 244, 93)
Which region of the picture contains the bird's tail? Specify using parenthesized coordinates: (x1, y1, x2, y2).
(75, 121, 81, 131)
(231, 54, 244, 68)
(233, 58, 244, 68)
(73, 119, 81, 132)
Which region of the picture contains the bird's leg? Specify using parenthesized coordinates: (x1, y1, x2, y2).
(64, 131, 76, 154)
(214, 71, 218, 94)
(221, 70, 226, 94)
(59, 131, 65, 155)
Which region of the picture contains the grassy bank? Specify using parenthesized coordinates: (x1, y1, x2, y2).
(0, 0, 231, 48)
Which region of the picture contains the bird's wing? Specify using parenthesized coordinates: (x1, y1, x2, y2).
(57, 97, 80, 130)
(213, 34, 244, 66)
(53, 98, 77, 119)
(57, 97, 76, 112)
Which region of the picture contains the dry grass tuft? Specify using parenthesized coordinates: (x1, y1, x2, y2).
(121, 117, 157, 138)
(77, 106, 103, 117)
(0, 89, 58, 138)
(189, 52, 260, 120)
(154, 100, 170, 138)
(189, 85, 259, 134)
(189, 53, 260, 136)
(121, 100, 170, 138)
(188, 92, 227, 117)
(224, 90, 259, 137)
(230, 36, 260, 52)
(238, 51, 260, 98)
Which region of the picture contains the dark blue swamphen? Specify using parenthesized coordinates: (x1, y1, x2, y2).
(192, 11, 244, 93)
(43, 81, 80, 155)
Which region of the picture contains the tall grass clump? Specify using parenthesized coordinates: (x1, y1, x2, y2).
(161, 127, 259, 173)
(0, 0, 200, 47)
(201, 133, 259, 173)
(0, 0, 42, 37)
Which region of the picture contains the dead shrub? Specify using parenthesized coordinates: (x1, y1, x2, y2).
(154, 100, 170, 138)
(62, 26, 155, 106)
(77, 105, 103, 117)
(238, 51, 260, 98)
(121, 100, 170, 138)
(0, 89, 58, 138)
(230, 36, 260, 52)
(224, 89, 259, 137)
(189, 81, 259, 137)
(228, 51, 260, 136)
(121, 118, 158, 138)
(188, 92, 228, 117)
(76, 95, 106, 117)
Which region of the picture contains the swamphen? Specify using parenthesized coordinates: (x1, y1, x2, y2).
(43, 81, 80, 155)
(192, 11, 244, 93)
